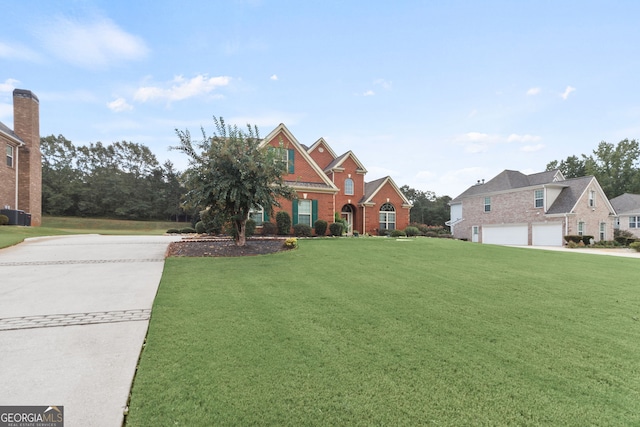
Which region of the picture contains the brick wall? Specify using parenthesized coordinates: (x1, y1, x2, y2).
(0, 137, 18, 209)
(363, 182, 411, 235)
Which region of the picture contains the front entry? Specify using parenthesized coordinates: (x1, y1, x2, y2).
(341, 204, 354, 235)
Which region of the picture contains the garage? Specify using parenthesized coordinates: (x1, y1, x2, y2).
(482, 224, 528, 245)
(532, 222, 563, 246)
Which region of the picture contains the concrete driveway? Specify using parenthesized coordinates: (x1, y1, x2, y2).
(0, 234, 180, 427)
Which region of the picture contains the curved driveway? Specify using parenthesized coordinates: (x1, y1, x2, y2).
(0, 234, 180, 427)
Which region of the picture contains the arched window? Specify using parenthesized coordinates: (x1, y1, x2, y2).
(379, 203, 396, 231)
(344, 178, 354, 195)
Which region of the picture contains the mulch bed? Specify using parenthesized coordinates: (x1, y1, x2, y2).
(166, 236, 290, 257)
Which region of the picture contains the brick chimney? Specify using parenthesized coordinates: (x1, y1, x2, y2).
(13, 89, 41, 226)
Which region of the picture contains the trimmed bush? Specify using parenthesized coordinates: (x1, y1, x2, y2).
(564, 235, 583, 244)
(390, 229, 407, 238)
(200, 209, 225, 234)
(166, 228, 180, 234)
(405, 226, 419, 237)
(283, 237, 298, 249)
(329, 222, 343, 236)
(314, 219, 328, 236)
(180, 227, 196, 234)
(614, 229, 635, 246)
(630, 241, 640, 252)
(581, 235, 594, 246)
(276, 211, 292, 235)
(195, 221, 206, 234)
(0, 214, 9, 225)
(261, 222, 277, 236)
(293, 223, 312, 237)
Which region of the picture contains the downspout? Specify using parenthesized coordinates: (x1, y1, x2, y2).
(14, 142, 23, 209)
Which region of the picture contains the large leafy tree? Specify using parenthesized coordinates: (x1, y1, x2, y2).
(400, 185, 451, 227)
(546, 139, 640, 198)
(173, 116, 295, 246)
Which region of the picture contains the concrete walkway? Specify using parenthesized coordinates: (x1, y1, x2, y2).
(0, 234, 180, 427)
(514, 245, 640, 258)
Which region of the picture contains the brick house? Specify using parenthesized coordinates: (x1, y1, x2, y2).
(448, 169, 616, 246)
(256, 124, 411, 235)
(610, 193, 640, 238)
(0, 89, 41, 226)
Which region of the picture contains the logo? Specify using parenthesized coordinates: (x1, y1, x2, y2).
(0, 406, 63, 427)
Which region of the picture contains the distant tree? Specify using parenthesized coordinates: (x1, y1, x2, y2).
(547, 139, 640, 198)
(41, 134, 82, 216)
(173, 116, 295, 246)
(400, 185, 450, 226)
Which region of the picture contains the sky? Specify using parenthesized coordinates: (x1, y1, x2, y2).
(2, 0, 640, 198)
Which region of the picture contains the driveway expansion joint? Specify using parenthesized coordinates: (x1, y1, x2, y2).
(0, 309, 152, 331)
(0, 258, 164, 267)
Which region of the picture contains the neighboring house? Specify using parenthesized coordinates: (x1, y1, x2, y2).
(0, 89, 41, 226)
(448, 169, 616, 246)
(257, 124, 411, 235)
(610, 193, 640, 238)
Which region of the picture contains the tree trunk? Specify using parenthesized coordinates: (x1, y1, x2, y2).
(235, 219, 246, 246)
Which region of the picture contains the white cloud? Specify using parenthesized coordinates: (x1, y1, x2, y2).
(134, 74, 231, 103)
(507, 133, 541, 143)
(526, 87, 540, 96)
(373, 78, 392, 90)
(35, 15, 148, 68)
(521, 144, 545, 152)
(561, 85, 576, 100)
(363, 90, 375, 96)
(0, 42, 40, 62)
(270, 74, 278, 81)
(0, 78, 19, 93)
(107, 97, 133, 112)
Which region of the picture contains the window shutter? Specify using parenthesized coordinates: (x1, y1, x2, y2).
(292, 200, 298, 225)
(288, 149, 295, 174)
(312, 200, 318, 225)
(263, 210, 270, 222)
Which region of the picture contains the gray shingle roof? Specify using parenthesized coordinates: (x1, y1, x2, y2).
(0, 121, 23, 143)
(610, 193, 640, 214)
(452, 169, 561, 202)
(545, 176, 594, 214)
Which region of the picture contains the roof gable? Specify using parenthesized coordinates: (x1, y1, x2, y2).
(0, 121, 23, 145)
(361, 176, 411, 207)
(307, 137, 338, 158)
(546, 176, 615, 215)
(452, 169, 564, 201)
(325, 150, 368, 174)
(260, 124, 338, 193)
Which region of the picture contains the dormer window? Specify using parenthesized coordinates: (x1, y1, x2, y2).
(534, 189, 544, 208)
(344, 178, 354, 195)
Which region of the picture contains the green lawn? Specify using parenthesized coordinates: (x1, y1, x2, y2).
(0, 216, 179, 249)
(126, 238, 640, 426)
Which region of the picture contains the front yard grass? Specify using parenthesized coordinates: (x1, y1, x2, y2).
(127, 238, 640, 426)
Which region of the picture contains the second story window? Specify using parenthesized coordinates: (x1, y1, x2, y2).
(344, 178, 354, 195)
(484, 197, 491, 212)
(534, 189, 544, 208)
(6, 145, 14, 167)
(589, 190, 596, 207)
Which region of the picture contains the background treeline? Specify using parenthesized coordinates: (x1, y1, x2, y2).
(546, 139, 640, 199)
(399, 186, 451, 226)
(41, 135, 186, 220)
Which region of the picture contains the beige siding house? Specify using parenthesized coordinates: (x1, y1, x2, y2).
(610, 193, 640, 238)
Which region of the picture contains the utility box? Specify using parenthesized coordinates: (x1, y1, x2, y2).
(1, 209, 23, 225)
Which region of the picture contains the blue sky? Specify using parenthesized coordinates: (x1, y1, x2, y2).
(2, 0, 639, 197)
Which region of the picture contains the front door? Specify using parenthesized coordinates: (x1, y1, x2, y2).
(341, 205, 354, 235)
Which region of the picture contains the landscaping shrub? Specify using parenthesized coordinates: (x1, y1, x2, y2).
(261, 222, 277, 236)
(0, 214, 9, 225)
(166, 228, 180, 234)
(314, 219, 328, 236)
(390, 229, 406, 238)
(564, 235, 583, 244)
(195, 221, 206, 234)
(581, 235, 595, 246)
(404, 226, 419, 237)
(293, 223, 312, 237)
(200, 209, 225, 234)
(630, 242, 640, 252)
(226, 219, 256, 239)
(329, 222, 343, 236)
(334, 213, 349, 234)
(276, 211, 292, 235)
(425, 231, 438, 238)
(614, 229, 636, 246)
(180, 227, 196, 234)
(283, 237, 298, 249)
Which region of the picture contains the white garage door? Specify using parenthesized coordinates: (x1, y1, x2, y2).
(532, 223, 563, 246)
(482, 224, 528, 245)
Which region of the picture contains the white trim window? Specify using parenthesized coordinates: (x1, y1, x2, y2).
(249, 206, 264, 225)
(599, 222, 606, 241)
(534, 189, 544, 208)
(630, 216, 640, 229)
(379, 203, 396, 231)
(589, 190, 596, 207)
(344, 178, 354, 195)
(6, 145, 14, 168)
(484, 197, 491, 212)
(578, 221, 585, 236)
(298, 200, 312, 227)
